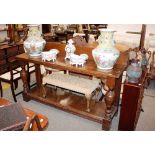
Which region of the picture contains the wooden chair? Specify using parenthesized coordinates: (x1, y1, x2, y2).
(23, 107, 48, 131)
(0, 98, 48, 131)
(0, 60, 22, 102)
(23, 114, 42, 131)
(0, 60, 35, 102)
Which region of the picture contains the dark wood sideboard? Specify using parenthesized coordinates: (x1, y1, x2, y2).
(16, 42, 129, 130)
(118, 69, 147, 131)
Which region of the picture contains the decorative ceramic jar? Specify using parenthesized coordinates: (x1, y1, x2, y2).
(24, 24, 46, 57)
(65, 39, 76, 60)
(92, 29, 120, 70)
(126, 59, 142, 83)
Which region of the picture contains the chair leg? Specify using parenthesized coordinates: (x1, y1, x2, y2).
(27, 73, 31, 89)
(0, 80, 3, 97)
(11, 82, 17, 102)
(14, 80, 18, 90)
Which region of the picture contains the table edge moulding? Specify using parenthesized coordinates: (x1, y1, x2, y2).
(16, 42, 129, 130)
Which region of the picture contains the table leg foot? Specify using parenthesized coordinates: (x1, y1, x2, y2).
(22, 93, 31, 102)
(102, 119, 111, 131)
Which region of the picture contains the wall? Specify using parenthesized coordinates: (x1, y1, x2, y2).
(0, 24, 8, 38)
(108, 24, 155, 36)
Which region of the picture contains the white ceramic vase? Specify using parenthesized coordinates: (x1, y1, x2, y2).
(92, 29, 120, 70)
(24, 24, 46, 57)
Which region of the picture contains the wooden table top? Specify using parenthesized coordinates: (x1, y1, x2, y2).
(16, 42, 129, 79)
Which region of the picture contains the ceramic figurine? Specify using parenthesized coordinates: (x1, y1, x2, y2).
(65, 39, 76, 60)
(126, 59, 142, 83)
(70, 53, 88, 67)
(42, 49, 59, 62)
(92, 29, 120, 70)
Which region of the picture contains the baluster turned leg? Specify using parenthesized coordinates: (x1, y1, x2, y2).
(35, 64, 42, 88)
(102, 77, 115, 130)
(21, 63, 30, 101)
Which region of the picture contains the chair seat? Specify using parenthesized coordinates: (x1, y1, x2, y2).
(29, 63, 34, 67)
(0, 69, 21, 80)
(29, 66, 35, 72)
(15, 65, 35, 73)
(42, 72, 100, 96)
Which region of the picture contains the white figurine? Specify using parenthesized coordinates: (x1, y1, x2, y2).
(70, 53, 88, 67)
(42, 49, 59, 62)
(65, 39, 76, 60)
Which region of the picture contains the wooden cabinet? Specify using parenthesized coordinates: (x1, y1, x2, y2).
(118, 70, 147, 131)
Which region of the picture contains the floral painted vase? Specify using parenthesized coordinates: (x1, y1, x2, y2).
(92, 29, 120, 70)
(24, 24, 46, 57)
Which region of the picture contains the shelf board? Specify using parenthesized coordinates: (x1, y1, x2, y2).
(26, 86, 117, 123)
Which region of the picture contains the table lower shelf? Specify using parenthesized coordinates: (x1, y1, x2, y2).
(25, 86, 117, 127)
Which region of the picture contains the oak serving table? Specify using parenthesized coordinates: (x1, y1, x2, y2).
(16, 42, 129, 130)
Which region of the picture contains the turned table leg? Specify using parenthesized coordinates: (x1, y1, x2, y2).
(21, 63, 30, 102)
(102, 77, 115, 130)
(35, 64, 42, 88)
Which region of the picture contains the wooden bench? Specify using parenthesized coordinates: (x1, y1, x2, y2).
(42, 72, 102, 112)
